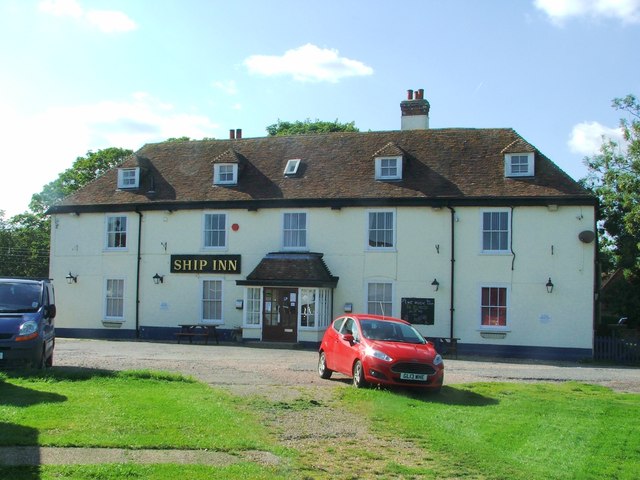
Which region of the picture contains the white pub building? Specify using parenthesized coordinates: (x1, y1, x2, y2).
(48, 90, 598, 359)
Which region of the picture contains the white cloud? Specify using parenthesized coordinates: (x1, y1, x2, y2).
(568, 121, 624, 155)
(244, 43, 374, 83)
(0, 94, 219, 217)
(85, 10, 137, 33)
(212, 80, 238, 95)
(38, 0, 137, 33)
(534, 0, 640, 24)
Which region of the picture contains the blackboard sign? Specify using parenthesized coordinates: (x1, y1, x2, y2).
(401, 297, 434, 325)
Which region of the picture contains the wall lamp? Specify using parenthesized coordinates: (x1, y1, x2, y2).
(153, 273, 164, 285)
(546, 277, 554, 294)
(431, 278, 440, 292)
(66, 272, 78, 284)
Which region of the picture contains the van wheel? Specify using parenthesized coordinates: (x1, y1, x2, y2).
(45, 353, 53, 368)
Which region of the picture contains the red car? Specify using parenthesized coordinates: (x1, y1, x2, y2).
(318, 314, 444, 392)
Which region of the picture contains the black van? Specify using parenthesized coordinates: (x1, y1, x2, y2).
(0, 278, 56, 368)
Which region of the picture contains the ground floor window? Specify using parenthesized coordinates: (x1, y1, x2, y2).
(300, 288, 316, 327)
(105, 278, 124, 320)
(244, 287, 261, 326)
(367, 282, 393, 316)
(202, 279, 223, 324)
(481, 286, 508, 327)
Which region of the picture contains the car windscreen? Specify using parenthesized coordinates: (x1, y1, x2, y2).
(0, 282, 42, 313)
(359, 319, 426, 344)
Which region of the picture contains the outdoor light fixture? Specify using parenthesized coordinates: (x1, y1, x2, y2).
(66, 272, 78, 284)
(153, 273, 164, 285)
(431, 278, 440, 292)
(546, 277, 554, 294)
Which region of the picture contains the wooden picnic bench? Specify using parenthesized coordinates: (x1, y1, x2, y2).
(175, 324, 219, 345)
(427, 337, 460, 358)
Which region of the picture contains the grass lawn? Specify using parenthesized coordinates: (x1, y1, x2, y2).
(1, 368, 639, 479)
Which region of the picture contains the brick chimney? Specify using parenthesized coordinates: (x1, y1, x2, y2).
(400, 88, 430, 130)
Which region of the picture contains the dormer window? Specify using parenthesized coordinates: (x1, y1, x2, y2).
(375, 156, 402, 180)
(214, 163, 238, 185)
(117, 168, 140, 189)
(284, 159, 301, 176)
(505, 152, 534, 177)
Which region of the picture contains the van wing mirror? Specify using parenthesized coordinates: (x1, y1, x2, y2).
(46, 304, 57, 319)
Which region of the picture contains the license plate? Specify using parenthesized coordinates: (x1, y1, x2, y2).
(400, 372, 428, 381)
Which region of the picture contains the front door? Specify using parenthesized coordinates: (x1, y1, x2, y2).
(262, 287, 298, 342)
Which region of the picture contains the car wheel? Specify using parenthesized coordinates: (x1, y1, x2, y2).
(352, 360, 368, 388)
(318, 351, 333, 379)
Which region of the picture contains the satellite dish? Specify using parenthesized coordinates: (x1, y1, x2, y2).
(578, 230, 595, 243)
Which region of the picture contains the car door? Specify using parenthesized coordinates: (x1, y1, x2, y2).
(333, 317, 360, 375)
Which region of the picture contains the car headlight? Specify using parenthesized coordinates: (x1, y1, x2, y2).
(433, 354, 443, 366)
(364, 346, 393, 362)
(16, 320, 39, 341)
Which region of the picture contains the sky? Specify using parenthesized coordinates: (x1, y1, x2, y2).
(1, 0, 639, 218)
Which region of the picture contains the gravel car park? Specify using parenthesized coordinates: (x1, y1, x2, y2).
(53, 338, 640, 396)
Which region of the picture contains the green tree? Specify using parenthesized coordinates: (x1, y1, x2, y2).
(29, 147, 133, 215)
(583, 94, 640, 326)
(1, 147, 132, 277)
(266, 119, 358, 136)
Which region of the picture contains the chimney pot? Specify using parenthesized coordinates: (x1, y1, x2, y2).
(418, 88, 424, 99)
(229, 129, 235, 140)
(407, 89, 414, 100)
(236, 128, 242, 139)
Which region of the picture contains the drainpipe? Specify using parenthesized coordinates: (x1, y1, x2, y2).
(135, 211, 143, 339)
(447, 206, 456, 340)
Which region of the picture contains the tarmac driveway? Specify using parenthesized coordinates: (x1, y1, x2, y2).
(54, 338, 640, 395)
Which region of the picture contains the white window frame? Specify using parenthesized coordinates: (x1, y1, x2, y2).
(105, 215, 128, 250)
(366, 210, 396, 250)
(117, 167, 140, 189)
(104, 278, 125, 321)
(505, 152, 534, 177)
(201, 278, 224, 325)
(479, 284, 510, 331)
(243, 287, 262, 327)
(299, 288, 317, 329)
(375, 156, 402, 180)
(283, 212, 307, 250)
(203, 212, 227, 249)
(284, 159, 301, 176)
(213, 164, 238, 185)
(481, 209, 511, 254)
(366, 281, 394, 317)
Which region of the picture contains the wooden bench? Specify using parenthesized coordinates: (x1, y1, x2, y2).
(175, 325, 218, 345)
(427, 337, 460, 358)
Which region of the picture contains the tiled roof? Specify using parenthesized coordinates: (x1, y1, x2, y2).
(237, 252, 339, 287)
(49, 128, 594, 213)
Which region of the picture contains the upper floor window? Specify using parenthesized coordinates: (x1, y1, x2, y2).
(283, 212, 307, 249)
(106, 215, 127, 249)
(117, 168, 140, 189)
(368, 211, 395, 249)
(375, 156, 402, 180)
(482, 210, 510, 253)
(204, 213, 226, 249)
(505, 153, 534, 177)
(480, 286, 509, 328)
(213, 164, 238, 185)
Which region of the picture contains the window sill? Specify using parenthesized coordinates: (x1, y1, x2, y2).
(102, 320, 124, 328)
(479, 330, 509, 339)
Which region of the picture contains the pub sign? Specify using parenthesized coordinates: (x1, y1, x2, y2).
(171, 255, 241, 274)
